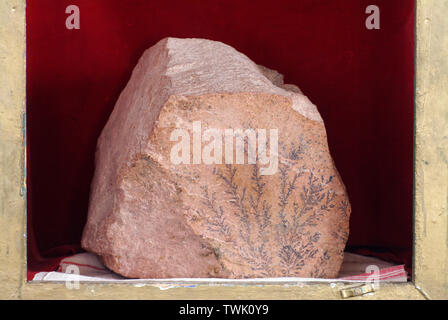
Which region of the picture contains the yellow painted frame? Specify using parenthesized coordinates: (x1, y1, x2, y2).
(0, 0, 446, 299)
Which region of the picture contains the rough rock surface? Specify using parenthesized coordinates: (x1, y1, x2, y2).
(81, 37, 351, 279)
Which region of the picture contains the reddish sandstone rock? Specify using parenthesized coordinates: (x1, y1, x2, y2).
(81, 37, 351, 279)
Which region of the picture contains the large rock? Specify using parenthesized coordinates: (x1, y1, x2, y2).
(81, 38, 351, 279)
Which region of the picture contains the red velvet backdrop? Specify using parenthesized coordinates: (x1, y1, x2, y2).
(26, 0, 415, 279)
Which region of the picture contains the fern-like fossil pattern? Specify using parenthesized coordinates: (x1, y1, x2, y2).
(188, 138, 351, 278)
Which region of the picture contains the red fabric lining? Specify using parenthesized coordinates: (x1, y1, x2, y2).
(26, 0, 415, 280)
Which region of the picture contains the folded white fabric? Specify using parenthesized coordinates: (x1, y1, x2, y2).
(32, 252, 407, 283)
